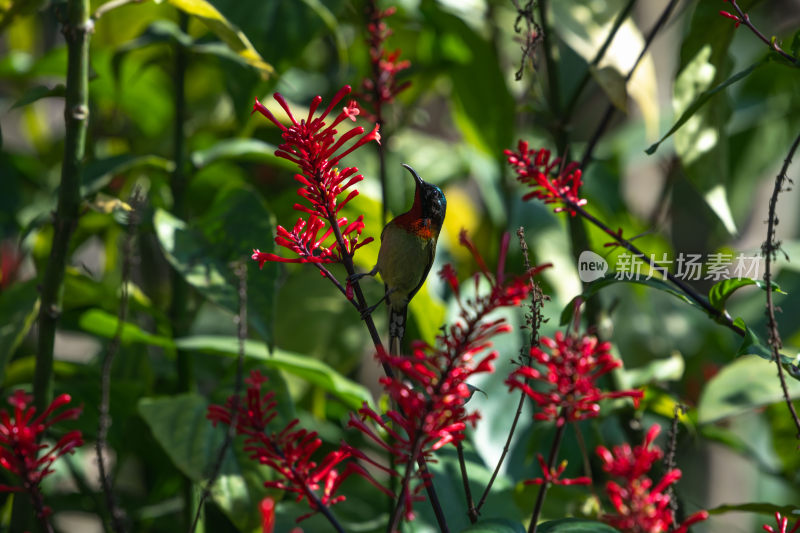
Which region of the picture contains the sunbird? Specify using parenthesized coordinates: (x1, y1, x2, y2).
(355, 164, 447, 355)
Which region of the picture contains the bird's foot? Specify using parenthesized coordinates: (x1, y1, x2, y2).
(348, 266, 377, 284)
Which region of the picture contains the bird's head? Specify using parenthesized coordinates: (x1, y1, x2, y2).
(403, 163, 446, 230)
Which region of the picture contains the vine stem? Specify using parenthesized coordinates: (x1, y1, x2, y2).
(762, 129, 800, 438)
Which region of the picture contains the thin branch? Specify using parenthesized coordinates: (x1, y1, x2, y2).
(536, 0, 560, 113)
(725, 0, 799, 65)
(476, 228, 546, 514)
(580, 0, 681, 170)
(762, 129, 800, 437)
(96, 190, 142, 533)
(456, 442, 478, 523)
(189, 261, 249, 533)
(563, 0, 637, 120)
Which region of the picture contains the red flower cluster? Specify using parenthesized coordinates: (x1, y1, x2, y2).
(505, 140, 586, 215)
(764, 512, 800, 533)
(347, 231, 535, 520)
(524, 455, 591, 487)
(0, 390, 83, 518)
(251, 86, 380, 266)
(596, 424, 708, 533)
(360, 2, 411, 121)
(506, 331, 643, 427)
(207, 371, 357, 521)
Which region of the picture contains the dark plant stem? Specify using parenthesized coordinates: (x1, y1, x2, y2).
(563, 0, 637, 120)
(580, 0, 680, 170)
(189, 261, 248, 533)
(662, 403, 686, 524)
(96, 192, 141, 533)
(417, 458, 450, 533)
(568, 201, 744, 336)
(34, 0, 91, 414)
(456, 442, 478, 523)
(727, 0, 799, 65)
(762, 130, 800, 437)
(528, 418, 567, 533)
(388, 437, 425, 533)
(537, 0, 560, 116)
(476, 228, 544, 514)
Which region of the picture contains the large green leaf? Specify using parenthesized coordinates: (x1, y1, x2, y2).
(421, 3, 514, 157)
(734, 317, 798, 371)
(81, 154, 175, 197)
(708, 278, 784, 313)
(707, 502, 800, 516)
(698, 355, 800, 424)
(139, 393, 270, 531)
(154, 185, 277, 344)
(670, 1, 759, 234)
(9, 83, 65, 109)
(0, 279, 39, 381)
(174, 335, 372, 410)
(157, 0, 273, 77)
(536, 518, 621, 533)
(560, 274, 698, 326)
(78, 309, 174, 349)
(189, 138, 284, 169)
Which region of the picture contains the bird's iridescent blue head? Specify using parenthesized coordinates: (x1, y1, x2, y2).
(402, 163, 446, 230)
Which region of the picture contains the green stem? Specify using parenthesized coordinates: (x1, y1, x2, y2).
(169, 11, 197, 529)
(34, 0, 91, 414)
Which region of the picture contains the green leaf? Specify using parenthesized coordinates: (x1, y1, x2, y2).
(81, 154, 175, 197)
(708, 277, 784, 312)
(138, 393, 269, 531)
(734, 317, 797, 368)
(0, 280, 39, 381)
(646, 59, 766, 155)
(560, 274, 698, 326)
(159, 0, 273, 77)
(460, 518, 526, 533)
(707, 501, 800, 517)
(589, 66, 627, 113)
(698, 355, 800, 424)
(10, 83, 65, 110)
(175, 336, 372, 410)
(189, 138, 283, 169)
(154, 187, 277, 345)
(422, 3, 514, 157)
(78, 309, 174, 349)
(536, 518, 621, 533)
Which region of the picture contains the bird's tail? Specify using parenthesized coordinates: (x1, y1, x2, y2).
(388, 303, 408, 356)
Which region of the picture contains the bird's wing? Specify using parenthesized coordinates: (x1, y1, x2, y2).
(407, 239, 436, 302)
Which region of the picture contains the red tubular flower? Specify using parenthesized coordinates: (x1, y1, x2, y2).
(718, 10, 742, 27)
(208, 370, 361, 522)
(251, 86, 379, 265)
(764, 512, 800, 533)
(506, 331, 642, 427)
(524, 455, 591, 487)
(359, 2, 411, 121)
(505, 140, 586, 215)
(596, 425, 708, 533)
(0, 390, 83, 519)
(348, 231, 541, 520)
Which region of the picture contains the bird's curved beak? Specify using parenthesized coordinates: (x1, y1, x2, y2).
(401, 163, 424, 188)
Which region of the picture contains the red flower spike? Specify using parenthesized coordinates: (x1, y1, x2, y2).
(358, 1, 412, 122)
(505, 141, 587, 215)
(764, 512, 800, 533)
(250, 87, 379, 266)
(348, 232, 546, 522)
(523, 454, 591, 486)
(0, 390, 83, 519)
(207, 370, 373, 522)
(507, 331, 642, 427)
(596, 424, 708, 533)
(718, 10, 742, 27)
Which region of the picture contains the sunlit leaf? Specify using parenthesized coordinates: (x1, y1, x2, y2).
(536, 518, 621, 533)
(708, 277, 784, 312)
(698, 355, 800, 423)
(158, 0, 273, 77)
